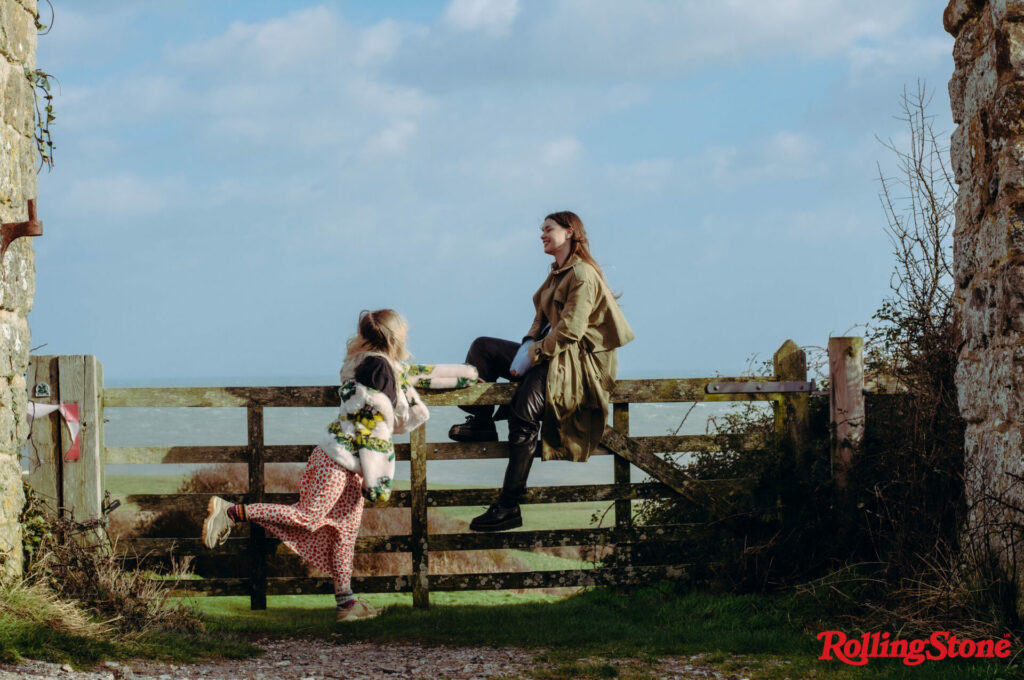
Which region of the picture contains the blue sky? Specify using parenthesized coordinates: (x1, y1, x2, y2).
(30, 0, 954, 384)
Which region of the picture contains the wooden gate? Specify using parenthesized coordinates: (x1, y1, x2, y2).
(25, 340, 811, 609)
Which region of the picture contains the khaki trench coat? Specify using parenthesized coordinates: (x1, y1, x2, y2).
(526, 254, 635, 461)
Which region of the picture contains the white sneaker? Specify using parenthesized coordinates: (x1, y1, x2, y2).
(202, 496, 233, 549)
(336, 599, 379, 622)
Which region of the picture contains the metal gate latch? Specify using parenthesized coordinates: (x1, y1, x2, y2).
(706, 380, 815, 394)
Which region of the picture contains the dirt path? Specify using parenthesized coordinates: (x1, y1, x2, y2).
(0, 639, 743, 679)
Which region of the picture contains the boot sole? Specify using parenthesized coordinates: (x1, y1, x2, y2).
(337, 608, 379, 622)
(202, 496, 228, 549)
(448, 432, 498, 443)
(469, 515, 523, 532)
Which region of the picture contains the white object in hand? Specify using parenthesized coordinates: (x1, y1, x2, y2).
(509, 341, 534, 377)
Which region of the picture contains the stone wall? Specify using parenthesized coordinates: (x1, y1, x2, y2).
(0, 0, 37, 579)
(945, 0, 1024, 610)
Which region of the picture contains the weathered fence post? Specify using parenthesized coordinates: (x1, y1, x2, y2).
(612, 402, 632, 590)
(827, 337, 864, 490)
(26, 356, 61, 508)
(25, 355, 104, 525)
(410, 423, 429, 608)
(772, 340, 809, 465)
(247, 405, 267, 610)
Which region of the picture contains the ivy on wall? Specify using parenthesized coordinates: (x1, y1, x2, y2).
(26, 0, 55, 171)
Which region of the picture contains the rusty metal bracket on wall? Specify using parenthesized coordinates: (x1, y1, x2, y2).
(1, 199, 43, 269)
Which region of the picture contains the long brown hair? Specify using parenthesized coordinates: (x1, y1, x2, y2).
(545, 211, 615, 292)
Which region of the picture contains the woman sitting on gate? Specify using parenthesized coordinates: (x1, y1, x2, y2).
(201, 308, 428, 622)
(449, 211, 634, 532)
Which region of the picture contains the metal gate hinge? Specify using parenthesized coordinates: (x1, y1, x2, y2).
(706, 380, 815, 394)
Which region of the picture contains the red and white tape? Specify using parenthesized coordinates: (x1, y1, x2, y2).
(27, 402, 81, 461)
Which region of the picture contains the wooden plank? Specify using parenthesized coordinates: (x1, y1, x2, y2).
(25, 356, 61, 508)
(124, 492, 294, 510)
(247, 406, 266, 610)
(163, 564, 688, 597)
(429, 565, 688, 591)
(164, 575, 417, 597)
(59, 356, 103, 525)
(118, 524, 697, 558)
(828, 337, 864, 490)
(640, 433, 766, 453)
(412, 382, 516, 407)
(117, 533, 416, 557)
(102, 377, 782, 409)
(104, 435, 759, 467)
(609, 378, 777, 404)
(426, 524, 698, 551)
(600, 427, 696, 499)
(409, 424, 429, 608)
(102, 386, 339, 408)
(105, 446, 250, 464)
(123, 481, 718, 512)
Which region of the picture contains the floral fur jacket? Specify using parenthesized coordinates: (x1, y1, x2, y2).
(317, 361, 478, 503)
(319, 361, 428, 503)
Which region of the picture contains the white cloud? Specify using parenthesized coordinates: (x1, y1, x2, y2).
(539, 137, 581, 165)
(782, 208, 865, 240)
(523, 0, 914, 79)
(64, 174, 182, 219)
(442, 0, 521, 35)
(364, 120, 418, 156)
(167, 6, 344, 73)
(846, 35, 953, 81)
(703, 131, 823, 187)
(356, 20, 404, 66)
(606, 159, 674, 193)
(765, 131, 817, 166)
(480, 228, 536, 257)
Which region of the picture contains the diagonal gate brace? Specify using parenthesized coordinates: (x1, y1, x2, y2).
(600, 426, 699, 501)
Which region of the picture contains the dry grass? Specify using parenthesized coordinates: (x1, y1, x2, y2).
(22, 486, 203, 637)
(0, 579, 106, 638)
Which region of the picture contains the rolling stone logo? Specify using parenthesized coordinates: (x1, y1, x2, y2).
(817, 631, 1013, 666)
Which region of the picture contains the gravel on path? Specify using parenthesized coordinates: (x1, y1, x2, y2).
(0, 639, 749, 680)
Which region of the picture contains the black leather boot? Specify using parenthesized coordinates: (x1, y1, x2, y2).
(468, 502, 522, 532)
(469, 439, 537, 532)
(448, 415, 498, 443)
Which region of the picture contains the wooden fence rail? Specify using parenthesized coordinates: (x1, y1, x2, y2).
(26, 339, 815, 610)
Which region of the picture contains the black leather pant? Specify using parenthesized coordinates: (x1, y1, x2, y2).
(460, 336, 548, 505)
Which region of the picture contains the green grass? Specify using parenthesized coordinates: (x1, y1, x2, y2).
(187, 587, 1019, 680)
(96, 475, 1018, 678)
(6, 582, 1018, 679)
(0, 609, 257, 668)
(438, 501, 616, 531)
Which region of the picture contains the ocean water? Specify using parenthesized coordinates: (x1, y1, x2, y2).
(97, 372, 771, 488)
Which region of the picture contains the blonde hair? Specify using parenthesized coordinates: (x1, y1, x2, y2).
(339, 309, 410, 382)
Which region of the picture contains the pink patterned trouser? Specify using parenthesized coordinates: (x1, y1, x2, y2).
(245, 446, 364, 595)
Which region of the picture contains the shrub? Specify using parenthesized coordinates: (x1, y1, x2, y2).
(20, 484, 202, 636)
